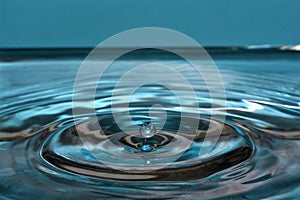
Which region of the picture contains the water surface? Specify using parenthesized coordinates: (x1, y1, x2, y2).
(0, 48, 299, 199)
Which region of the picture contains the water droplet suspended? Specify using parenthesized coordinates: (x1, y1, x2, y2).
(139, 122, 156, 138)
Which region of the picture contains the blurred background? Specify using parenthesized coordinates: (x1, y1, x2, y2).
(0, 0, 299, 48)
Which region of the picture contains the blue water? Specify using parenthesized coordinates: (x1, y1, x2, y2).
(0, 48, 299, 199)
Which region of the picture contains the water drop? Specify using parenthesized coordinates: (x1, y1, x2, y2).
(138, 123, 157, 152)
(139, 122, 156, 138)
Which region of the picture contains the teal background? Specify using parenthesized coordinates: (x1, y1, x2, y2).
(0, 0, 299, 47)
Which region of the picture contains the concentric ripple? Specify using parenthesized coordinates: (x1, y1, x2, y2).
(40, 115, 253, 181)
(0, 48, 300, 199)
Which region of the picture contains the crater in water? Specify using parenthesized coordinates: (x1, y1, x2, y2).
(0, 48, 300, 199)
(41, 115, 253, 181)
